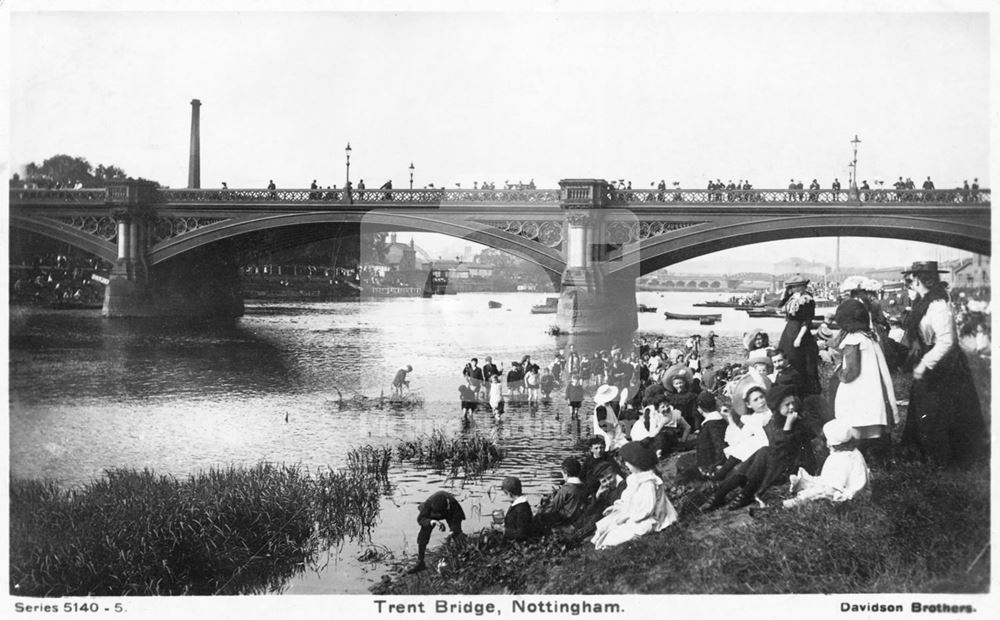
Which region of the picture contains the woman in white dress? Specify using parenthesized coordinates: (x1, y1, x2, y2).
(833, 299, 897, 465)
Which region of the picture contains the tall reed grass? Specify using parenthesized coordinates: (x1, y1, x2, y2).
(10, 458, 387, 596)
(396, 430, 505, 476)
(11, 434, 505, 596)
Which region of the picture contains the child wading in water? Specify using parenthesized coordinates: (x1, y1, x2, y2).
(459, 384, 477, 419)
(409, 491, 466, 573)
(488, 374, 505, 420)
(525, 365, 540, 405)
(591, 441, 678, 550)
(565, 375, 584, 416)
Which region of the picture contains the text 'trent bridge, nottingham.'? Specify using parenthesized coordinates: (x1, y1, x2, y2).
(9, 181, 991, 335)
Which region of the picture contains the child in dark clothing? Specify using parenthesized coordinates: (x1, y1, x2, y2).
(565, 375, 584, 415)
(409, 491, 465, 573)
(581, 435, 624, 495)
(458, 384, 477, 418)
(500, 476, 534, 540)
(539, 368, 555, 399)
(665, 375, 700, 431)
(696, 391, 729, 477)
(535, 457, 588, 531)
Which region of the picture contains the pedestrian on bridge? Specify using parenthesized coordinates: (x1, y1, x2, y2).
(809, 179, 820, 202)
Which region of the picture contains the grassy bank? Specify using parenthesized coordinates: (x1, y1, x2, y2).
(373, 460, 990, 594)
(10, 431, 504, 596)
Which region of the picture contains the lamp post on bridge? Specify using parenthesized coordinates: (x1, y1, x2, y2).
(849, 134, 861, 200)
(409, 162, 415, 190)
(345, 142, 352, 188)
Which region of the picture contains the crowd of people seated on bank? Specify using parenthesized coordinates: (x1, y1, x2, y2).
(404, 264, 989, 573)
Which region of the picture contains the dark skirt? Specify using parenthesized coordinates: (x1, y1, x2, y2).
(902, 347, 986, 467)
(778, 319, 821, 394)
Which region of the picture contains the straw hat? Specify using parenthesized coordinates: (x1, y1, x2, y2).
(594, 384, 620, 405)
(783, 274, 810, 288)
(840, 275, 883, 294)
(815, 323, 834, 341)
(747, 350, 774, 374)
(839, 275, 868, 294)
(742, 327, 770, 351)
(661, 363, 694, 388)
(726, 372, 772, 416)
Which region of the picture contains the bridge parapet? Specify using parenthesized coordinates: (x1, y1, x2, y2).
(609, 188, 990, 206)
(10, 188, 110, 203)
(9, 186, 990, 207)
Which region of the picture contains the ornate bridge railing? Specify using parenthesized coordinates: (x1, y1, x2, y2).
(9, 186, 990, 207)
(153, 188, 563, 205)
(608, 188, 991, 205)
(9, 188, 112, 203)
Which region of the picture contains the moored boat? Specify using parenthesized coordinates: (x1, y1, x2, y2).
(488, 300, 502, 309)
(693, 301, 753, 308)
(663, 311, 722, 321)
(423, 268, 450, 297)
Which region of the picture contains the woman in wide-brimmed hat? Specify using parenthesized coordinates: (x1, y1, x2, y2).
(743, 327, 771, 353)
(899, 261, 986, 467)
(592, 385, 627, 451)
(776, 274, 822, 395)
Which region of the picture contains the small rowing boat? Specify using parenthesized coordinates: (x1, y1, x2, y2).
(663, 311, 722, 321)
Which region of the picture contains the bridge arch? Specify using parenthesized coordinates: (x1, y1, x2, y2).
(149, 211, 566, 283)
(608, 212, 990, 277)
(9, 215, 117, 263)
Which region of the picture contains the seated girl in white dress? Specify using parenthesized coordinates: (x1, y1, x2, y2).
(782, 419, 870, 508)
(591, 442, 678, 550)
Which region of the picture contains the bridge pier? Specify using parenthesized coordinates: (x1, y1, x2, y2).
(555, 180, 638, 337)
(101, 181, 244, 318)
(104, 243, 244, 318)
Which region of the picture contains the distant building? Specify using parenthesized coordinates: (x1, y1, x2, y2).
(951, 255, 990, 289)
(384, 233, 425, 271)
(773, 257, 829, 278)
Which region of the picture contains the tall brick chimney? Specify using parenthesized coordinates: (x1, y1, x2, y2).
(187, 99, 201, 189)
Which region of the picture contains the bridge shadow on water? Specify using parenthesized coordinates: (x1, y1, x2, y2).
(8, 309, 301, 406)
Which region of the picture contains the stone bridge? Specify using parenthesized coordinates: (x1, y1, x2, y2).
(9, 180, 991, 334)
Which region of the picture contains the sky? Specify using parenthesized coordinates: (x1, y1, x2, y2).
(4, 2, 993, 272)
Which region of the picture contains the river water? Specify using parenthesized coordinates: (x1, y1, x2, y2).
(8, 290, 788, 593)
